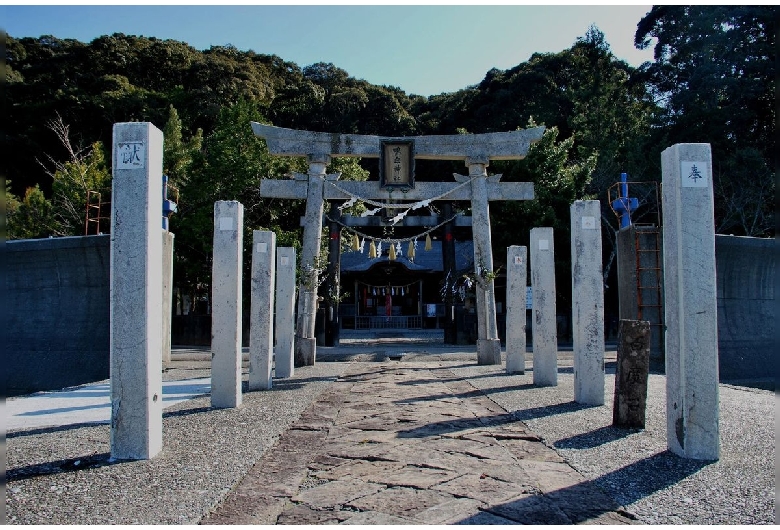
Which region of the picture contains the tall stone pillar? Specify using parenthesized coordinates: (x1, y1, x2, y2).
(467, 158, 501, 365)
(530, 227, 557, 386)
(571, 200, 605, 406)
(295, 155, 328, 367)
(249, 230, 275, 391)
(662, 143, 719, 460)
(275, 247, 297, 378)
(110, 122, 164, 460)
(211, 201, 244, 408)
(506, 245, 527, 374)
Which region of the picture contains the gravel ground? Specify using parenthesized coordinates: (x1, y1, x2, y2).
(450, 362, 776, 525)
(6, 362, 349, 525)
(6, 348, 775, 525)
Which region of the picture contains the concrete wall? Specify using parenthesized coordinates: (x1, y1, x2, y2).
(7, 236, 111, 397)
(7, 233, 176, 397)
(618, 231, 775, 381)
(715, 235, 775, 381)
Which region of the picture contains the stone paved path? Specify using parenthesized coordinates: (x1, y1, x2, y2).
(201, 362, 637, 525)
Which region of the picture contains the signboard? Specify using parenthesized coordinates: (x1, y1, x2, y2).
(526, 286, 533, 310)
(380, 140, 415, 189)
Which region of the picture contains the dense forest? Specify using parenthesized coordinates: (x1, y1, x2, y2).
(4, 6, 776, 310)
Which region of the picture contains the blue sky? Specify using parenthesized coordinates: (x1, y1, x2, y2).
(4, 4, 655, 97)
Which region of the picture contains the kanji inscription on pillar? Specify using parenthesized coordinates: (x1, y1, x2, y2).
(116, 142, 145, 169)
(680, 161, 709, 188)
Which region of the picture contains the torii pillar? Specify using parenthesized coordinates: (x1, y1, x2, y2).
(252, 123, 544, 366)
(294, 154, 332, 366)
(460, 157, 501, 364)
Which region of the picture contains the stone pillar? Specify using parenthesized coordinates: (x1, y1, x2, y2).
(613, 319, 650, 428)
(110, 122, 163, 460)
(162, 231, 174, 364)
(249, 230, 275, 391)
(571, 200, 605, 406)
(211, 201, 244, 408)
(506, 245, 527, 374)
(467, 158, 501, 365)
(530, 227, 557, 386)
(295, 155, 328, 367)
(662, 143, 719, 460)
(275, 247, 297, 378)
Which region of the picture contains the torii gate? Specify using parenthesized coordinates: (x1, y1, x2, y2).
(252, 123, 544, 367)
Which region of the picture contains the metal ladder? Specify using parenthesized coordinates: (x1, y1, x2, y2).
(85, 191, 109, 235)
(634, 225, 664, 353)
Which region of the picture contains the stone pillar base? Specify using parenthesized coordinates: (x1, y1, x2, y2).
(613, 319, 650, 429)
(294, 337, 316, 367)
(477, 339, 502, 365)
(506, 352, 525, 374)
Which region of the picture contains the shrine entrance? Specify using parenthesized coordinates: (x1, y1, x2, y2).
(338, 237, 476, 334)
(252, 123, 544, 366)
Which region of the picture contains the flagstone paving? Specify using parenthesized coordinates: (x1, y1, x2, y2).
(201, 362, 637, 525)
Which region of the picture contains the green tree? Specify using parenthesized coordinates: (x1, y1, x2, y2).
(491, 122, 597, 309)
(170, 98, 306, 311)
(7, 184, 57, 239)
(635, 5, 776, 236)
(162, 104, 203, 188)
(36, 115, 112, 236)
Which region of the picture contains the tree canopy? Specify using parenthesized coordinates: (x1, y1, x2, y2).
(5, 8, 775, 309)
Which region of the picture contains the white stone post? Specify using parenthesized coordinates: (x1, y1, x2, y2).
(530, 228, 557, 386)
(506, 245, 527, 374)
(250, 230, 275, 391)
(110, 122, 163, 460)
(662, 143, 719, 460)
(571, 200, 605, 406)
(295, 155, 329, 367)
(467, 157, 501, 365)
(211, 201, 244, 408)
(275, 247, 297, 378)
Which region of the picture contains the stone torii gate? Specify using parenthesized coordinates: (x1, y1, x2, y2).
(252, 123, 544, 366)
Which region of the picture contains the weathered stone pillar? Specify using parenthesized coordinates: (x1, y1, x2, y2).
(506, 245, 527, 374)
(211, 200, 244, 408)
(662, 143, 719, 460)
(275, 247, 297, 378)
(467, 157, 501, 365)
(249, 230, 275, 391)
(571, 200, 605, 406)
(613, 319, 650, 428)
(530, 227, 557, 386)
(295, 155, 329, 367)
(110, 122, 163, 460)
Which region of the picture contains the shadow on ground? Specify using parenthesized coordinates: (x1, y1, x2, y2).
(454, 450, 710, 524)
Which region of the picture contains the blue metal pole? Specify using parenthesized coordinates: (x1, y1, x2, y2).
(620, 172, 630, 229)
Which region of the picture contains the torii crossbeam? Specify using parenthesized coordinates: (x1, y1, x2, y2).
(252, 123, 544, 366)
